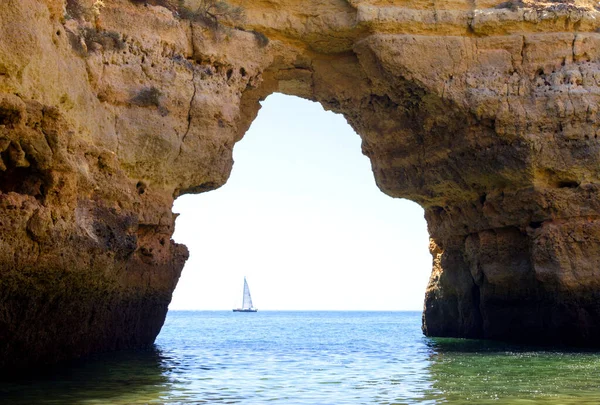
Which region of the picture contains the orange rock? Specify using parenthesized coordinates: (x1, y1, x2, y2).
(2, 0, 600, 370)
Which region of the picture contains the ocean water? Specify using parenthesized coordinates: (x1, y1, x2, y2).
(2, 311, 600, 404)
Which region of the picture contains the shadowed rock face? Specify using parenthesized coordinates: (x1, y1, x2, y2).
(2, 0, 600, 369)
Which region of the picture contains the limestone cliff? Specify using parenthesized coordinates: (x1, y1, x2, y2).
(1, 0, 600, 369)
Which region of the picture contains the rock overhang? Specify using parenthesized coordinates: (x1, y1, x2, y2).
(1, 0, 600, 371)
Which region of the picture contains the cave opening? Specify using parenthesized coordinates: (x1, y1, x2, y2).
(168, 93, 431, 311)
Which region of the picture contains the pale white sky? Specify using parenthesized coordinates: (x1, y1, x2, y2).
(169, 93, 431, 311)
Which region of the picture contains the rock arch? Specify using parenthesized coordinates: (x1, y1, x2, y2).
(1, 0, 600, 369)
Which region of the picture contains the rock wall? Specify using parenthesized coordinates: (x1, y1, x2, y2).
(1, 0, 600, 369)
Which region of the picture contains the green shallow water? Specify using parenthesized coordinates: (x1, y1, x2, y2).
(1, 311, 600, 404)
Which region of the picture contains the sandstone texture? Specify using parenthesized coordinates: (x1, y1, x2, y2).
(1, 0, 600, 369)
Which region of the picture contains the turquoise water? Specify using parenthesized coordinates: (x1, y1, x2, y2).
(2, 311, 600, 404)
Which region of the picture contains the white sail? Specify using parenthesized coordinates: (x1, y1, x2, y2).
(242, 277, 254, 309)
(233, 277, 257, 312)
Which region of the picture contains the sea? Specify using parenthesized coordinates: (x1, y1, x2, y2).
(2, 311, 600, 404)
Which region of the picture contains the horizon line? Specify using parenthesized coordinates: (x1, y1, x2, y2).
(167, 309, 424, 312)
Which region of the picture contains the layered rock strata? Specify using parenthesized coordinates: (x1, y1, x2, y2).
(1, 0, 600, 369)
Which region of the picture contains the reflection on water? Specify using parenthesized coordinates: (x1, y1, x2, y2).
(2, 311, 600, 404)
(0, 349, 171, 405)
(425, 338, 600, 404)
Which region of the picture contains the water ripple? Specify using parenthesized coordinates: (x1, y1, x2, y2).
(2, 311, 600, 404)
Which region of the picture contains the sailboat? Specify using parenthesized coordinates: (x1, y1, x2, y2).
(233, 277, 258, 312)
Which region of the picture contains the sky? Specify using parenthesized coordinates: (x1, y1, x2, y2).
(169, 93, 431, 311)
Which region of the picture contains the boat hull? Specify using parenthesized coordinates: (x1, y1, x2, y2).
(233, 309, 258, 312)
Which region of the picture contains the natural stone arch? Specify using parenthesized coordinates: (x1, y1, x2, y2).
(1, 0, 600, 371)
(235, 9, 600, 345)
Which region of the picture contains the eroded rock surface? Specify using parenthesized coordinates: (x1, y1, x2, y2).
(2, 0, 600, 369)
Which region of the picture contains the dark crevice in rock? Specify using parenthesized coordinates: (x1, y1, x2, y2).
(557, 180, 579, 188)
(0, 145, 50, 200)
(136, 181, 147, 195)
(470, 280, 484, 338)
(529, 220, 543, 229)
(179, 68, 198, 156)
